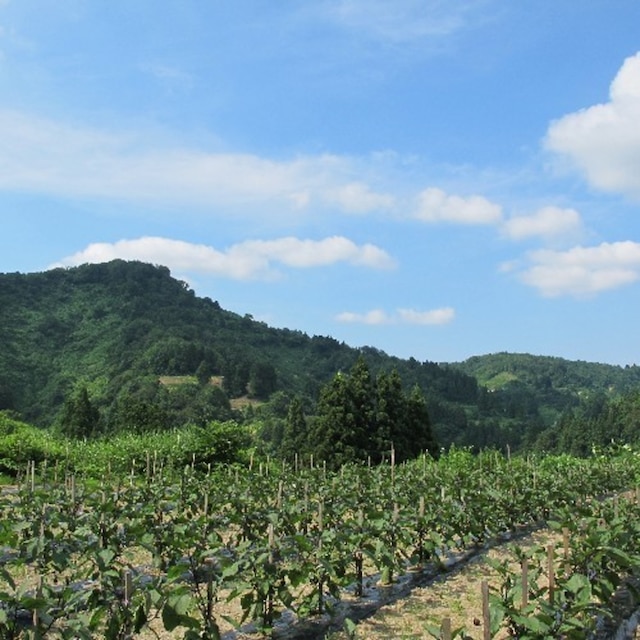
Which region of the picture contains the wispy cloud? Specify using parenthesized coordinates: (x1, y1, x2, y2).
(51, 236, 396, 281)
(511, 241, 640, 297)
(0, 110, 394, 216)
(139, 62, 195, 92)
(415, 187, 503, 224)
(501, 206, 584, 243)
(326, 182, 395, 213)
(546, 51, 640, 200)
(336, 306, 455, 325)
(321, 0, 493, 44)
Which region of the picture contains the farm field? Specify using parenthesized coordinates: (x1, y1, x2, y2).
(1, 447, 639, 639)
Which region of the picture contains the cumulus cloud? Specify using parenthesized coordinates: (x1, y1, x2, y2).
(545, 52, 640, 200)
(501, 206, 583, 242)
(415, 187, 503, 225)
(52, 236, 396, 281)
(336, 306, 455, 325)
(0, 110, 392, 216)
(515, 241, 640, 297)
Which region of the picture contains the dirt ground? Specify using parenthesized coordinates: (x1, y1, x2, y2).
(326, 528, 561, 640)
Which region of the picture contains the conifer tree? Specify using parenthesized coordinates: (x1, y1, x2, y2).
(280, 395, 307, 461)
(375, 369, 406, 462)
(307, 360, 375, 469)
(406, 385, 439, 458)
(59, 386, 101, 438)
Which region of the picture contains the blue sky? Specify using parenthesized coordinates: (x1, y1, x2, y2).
(2, 1, 640, 366)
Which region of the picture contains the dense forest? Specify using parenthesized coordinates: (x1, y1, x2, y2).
(1, 260, 639, 460)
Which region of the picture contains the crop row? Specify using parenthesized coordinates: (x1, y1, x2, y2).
(1, 446, 639, 639)
(483, 490, 640, 639)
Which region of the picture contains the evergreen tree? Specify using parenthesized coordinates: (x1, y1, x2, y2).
(375, 369, 406, 462)
(406, 385, 439, 458)
(59, 386, 101, 438)
(248, 361, 277, 399)
(195, 359, 215, 386)
(280, 395, 307, 461)
(347, 356, 377, 455)
(307, 370, 367, 468)
(307, 358, 439, 467)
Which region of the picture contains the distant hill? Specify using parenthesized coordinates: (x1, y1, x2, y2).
(451, 352, 640, 394)
(1, 260, 638, 451)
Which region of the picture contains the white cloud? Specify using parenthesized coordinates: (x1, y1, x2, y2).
(397, 307, 455, 325)
(415, 187, 503, 224)
(52, 235, 396, 281)
(336, 306, 455, 325)
(323, 0, 491, 44)
(0, 110, 394, 216)
(501, 206, 583, 242)
(336, 309, 392, 325)
(545, 52, 640, 200)
(515, 241, 640, 297)
(326, 182, 395, 213)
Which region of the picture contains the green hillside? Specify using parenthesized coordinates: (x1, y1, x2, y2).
(1, 260, 639, 453)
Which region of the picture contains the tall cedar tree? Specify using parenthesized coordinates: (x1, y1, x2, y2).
(307, 368, 368, 468)
(406, 384, 439, 459)
(59, 386, 101, 438)
(307, 357, 438, 467)
(375, 369, 406, 462)
(280, 395, 307, 462)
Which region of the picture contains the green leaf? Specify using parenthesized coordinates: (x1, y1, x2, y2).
(344, 617, 358, 637)
(134, 604, 148, 633)
(517, 613, 552, 634)
(161, 603, 198, 632)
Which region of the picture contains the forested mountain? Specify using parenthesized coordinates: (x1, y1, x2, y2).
(0, 261, 473, 435)
(1, 260, 639, 453)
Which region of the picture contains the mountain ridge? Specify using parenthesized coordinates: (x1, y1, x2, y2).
(1, 260, 638, 451)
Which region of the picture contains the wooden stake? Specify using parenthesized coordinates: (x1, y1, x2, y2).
(268, 522, 275, 550)
(205, 558, 215, 622)
(521, 559, 528, 609)
(441, 617, 452, 640)
(481, 580, 491, 640)
(562, 527, 570, 575)
(123, 570, 133, 608)
(547, 544, 555, 604)
(33, 574, 42, 626)
(391, 446, 396, 486)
